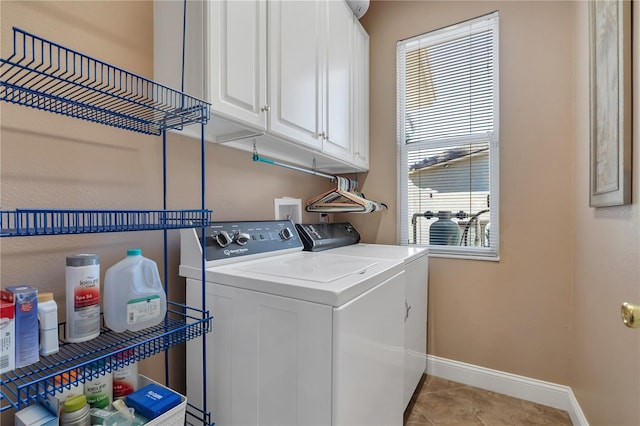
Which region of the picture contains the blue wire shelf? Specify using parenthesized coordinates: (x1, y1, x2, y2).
(0, 302, 212, 412)
(0, 209, 212, 237)
(186, 403, 214, 426)
(0, 27, 210, 135)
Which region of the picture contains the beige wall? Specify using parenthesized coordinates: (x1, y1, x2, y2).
(357, 0, 575, 384)
(0, 0, 333, 410)
(570, 2, 640, 425)
(356, 1, 640, 424)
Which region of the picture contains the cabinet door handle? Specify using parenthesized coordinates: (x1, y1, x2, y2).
(261, 105, 270, 112)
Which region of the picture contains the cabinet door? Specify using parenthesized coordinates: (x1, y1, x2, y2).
(352, 18, 370, 170)
(210, 0, 267, 130)
(268, 0, 323, 149)
(322, 0, 353, 159)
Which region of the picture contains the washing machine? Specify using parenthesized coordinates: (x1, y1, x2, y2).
(296, 222, 429, 409)
(180, 220, 405, 426)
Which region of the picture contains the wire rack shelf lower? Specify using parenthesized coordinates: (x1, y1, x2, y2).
(0, 302, 212, 411)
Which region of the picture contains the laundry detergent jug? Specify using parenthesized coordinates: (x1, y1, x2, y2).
(103, 249, 167, 333)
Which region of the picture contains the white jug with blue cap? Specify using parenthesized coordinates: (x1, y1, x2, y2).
(103, 249, 167, 333)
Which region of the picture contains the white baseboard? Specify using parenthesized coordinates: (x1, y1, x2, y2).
(426, 355, 589, 426)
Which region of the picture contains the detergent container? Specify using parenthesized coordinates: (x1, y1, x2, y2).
(84, 359, 112, 409)
(103, 249, 167, 333)
(113, 349, 139, 400)
(65, 254, 100, 343)
(59, 394, 91, 426)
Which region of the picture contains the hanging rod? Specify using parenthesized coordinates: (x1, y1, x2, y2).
(252, 152, 336, 181)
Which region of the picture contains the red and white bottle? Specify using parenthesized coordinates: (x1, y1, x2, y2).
(65, 254, 100, 343)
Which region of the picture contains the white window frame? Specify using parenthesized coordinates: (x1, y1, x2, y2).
(397, 12, 500, 260)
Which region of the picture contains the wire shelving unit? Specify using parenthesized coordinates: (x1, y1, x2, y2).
(1, 303, 209, 411)
(1, 27, 213, 424)
(0, 28, 208, 134)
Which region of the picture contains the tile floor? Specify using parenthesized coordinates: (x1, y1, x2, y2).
(404, 376, 573, 425)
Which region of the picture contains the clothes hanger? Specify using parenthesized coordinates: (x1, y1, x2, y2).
(251, 147, 386, 214)
(306, 176, 386, 213)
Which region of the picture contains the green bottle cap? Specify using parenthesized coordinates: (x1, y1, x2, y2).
(64, 394, 88, 412)
(127, 248, 142, 256)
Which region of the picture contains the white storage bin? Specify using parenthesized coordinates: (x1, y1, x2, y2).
(137, 375, 186, 426)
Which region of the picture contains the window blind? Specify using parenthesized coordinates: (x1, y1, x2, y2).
(397, 12, 499, 259)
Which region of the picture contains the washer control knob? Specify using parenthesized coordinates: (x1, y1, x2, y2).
(215, 231, 233, 248)
(280, 227, 293, 241)
(235, 232, 250, 246)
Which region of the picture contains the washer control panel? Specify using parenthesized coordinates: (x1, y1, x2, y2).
(295, 222, 360, 251)
(198, 220, 302, 262)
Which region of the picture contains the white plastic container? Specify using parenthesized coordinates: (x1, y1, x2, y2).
(60, 394, 91, 426)
(14, 403, 57, 426)
(85, 360, 113, 409)
(65, 254, 100, 343)
(103, 249, 167, 333)
(136, 375, 187, 426)
(113, 349, 139, 400)
(37, 292, 59, 356)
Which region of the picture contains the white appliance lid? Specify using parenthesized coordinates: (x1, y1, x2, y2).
(232, 253, 378, 283)
(193, 251, 404, 306)
(328, 244, 428, 263)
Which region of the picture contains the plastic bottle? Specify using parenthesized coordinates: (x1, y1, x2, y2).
(103, 249, 167, 333)
(113, 349, 139, 400)
(85, 359, 113, 409)
(60, 394, 91, 426)
(65, 254, 100, 343)
(37, 292, 59, 356)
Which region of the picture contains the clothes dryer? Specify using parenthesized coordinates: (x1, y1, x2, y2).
(296, 222, 429, 408)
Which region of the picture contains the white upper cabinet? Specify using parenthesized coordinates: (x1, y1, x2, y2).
(210, 0, 267, 131)
(352, 18, 370, 169)
(268, 0, 323, 149)
(154, 0, 267, 143)
(322, 0, 353, 159)
(269, 0, 353, 157)
(154, 0, 369, 173)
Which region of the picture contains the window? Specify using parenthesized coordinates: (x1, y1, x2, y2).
(397, 12, 499, 259)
